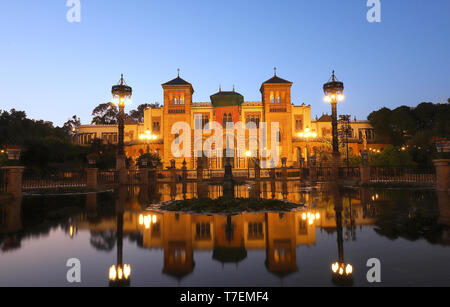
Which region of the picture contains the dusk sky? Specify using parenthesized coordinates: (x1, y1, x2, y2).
(0, 0, 449, 126)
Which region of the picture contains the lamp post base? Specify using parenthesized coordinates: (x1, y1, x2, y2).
(331, 152, 341, 181)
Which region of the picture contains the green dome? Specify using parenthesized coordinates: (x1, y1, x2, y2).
(210, 91, 244, 107)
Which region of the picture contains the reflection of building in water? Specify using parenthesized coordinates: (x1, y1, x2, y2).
(265, 213, 298, 276)
(0, 198, 22, 252)
(155, 181, 314, 204)
(437, 192, 450, 245)
(70, 185, 383, 278)
(213, 215, 247, 264)
(162, 213, 195, 279)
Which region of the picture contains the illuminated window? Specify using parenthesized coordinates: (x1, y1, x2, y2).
(196, 223, 211, 240)
(152, 120, 160, 132)
(248, 223, 263, 239)
(246, 113, 260, 128)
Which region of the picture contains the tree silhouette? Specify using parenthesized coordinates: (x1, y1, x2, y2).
(91, 103, 118, 125)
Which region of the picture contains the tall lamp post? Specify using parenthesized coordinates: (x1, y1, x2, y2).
(324, 71, 345, 179)
(323, 71, 345, 156)
(112, 74, 132, 170)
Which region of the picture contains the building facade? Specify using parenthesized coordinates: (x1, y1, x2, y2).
(76, 73, 382, 169)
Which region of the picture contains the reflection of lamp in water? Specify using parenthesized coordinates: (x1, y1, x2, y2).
(68, 225, 78, 239)
(138, 213, 158, 229)
(330, 188, 353, 285)
(301, 211, 321, 225)
(109, 212, 131, 287)
(65, 219, 78, 239)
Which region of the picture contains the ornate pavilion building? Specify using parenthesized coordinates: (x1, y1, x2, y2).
(75, 72, 381, 169)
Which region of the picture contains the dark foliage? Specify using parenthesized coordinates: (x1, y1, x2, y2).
(91, 103, 118, 125)
(368, 102, 450, 167)
(0, 109, 88, 171)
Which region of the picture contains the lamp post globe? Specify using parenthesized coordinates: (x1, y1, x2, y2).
(112, 74, 132, 170)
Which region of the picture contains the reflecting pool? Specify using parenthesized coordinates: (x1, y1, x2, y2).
(0, 181, 449, 287)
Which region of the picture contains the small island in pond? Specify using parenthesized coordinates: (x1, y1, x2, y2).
(159, 197, 304, 214)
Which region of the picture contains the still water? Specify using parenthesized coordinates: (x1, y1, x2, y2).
(0, 181, 449, 287)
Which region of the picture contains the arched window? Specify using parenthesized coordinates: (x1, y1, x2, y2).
(174, 97, 178, 104)
(270, 92, 275, 103)
(277, 96, 281, 103)
(222, 113, 228, 127)
(228, 113, 233, 123)
(180, 97, 184, 104)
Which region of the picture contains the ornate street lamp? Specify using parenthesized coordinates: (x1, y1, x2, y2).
(112, 74, 132, 170)
(323, 71, 345, 157)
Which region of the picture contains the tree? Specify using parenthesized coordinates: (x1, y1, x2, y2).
(63, 115, 81, 136)
(91, 103, 118, 125)
(368, 102, 450, 167)
(369, 145, 416, 168)
(137, 152, 162, 168)
(88, 138, 117, 170)
(129, 103, 151, 123)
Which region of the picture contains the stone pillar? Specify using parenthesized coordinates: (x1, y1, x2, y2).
(269, 167, 276, 180)
(331, 152, 341, 181)
(86, 168, 98, 190)
(2, 167, 24, 199)
(281, 158, 287, 181)
(181, 160, 187, 182)
(255, 159, 261, 181)
(360, 164, 371, 186)
(310, 166, 317, 183)
(433, 159, 450, 192)
(149, 168, 156, 184)
(170, 160, 177, 182)
(116, 155, 126, 170)
(197, 158, 203, 182)
(140, 168, 149, 185)
(119, 168, 128, 185)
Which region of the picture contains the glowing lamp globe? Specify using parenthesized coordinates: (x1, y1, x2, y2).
(323, 70, 345, 103)
(112, 74, 132, 107)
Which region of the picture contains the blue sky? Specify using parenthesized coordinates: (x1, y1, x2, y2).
(0, 0, 449, 126)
